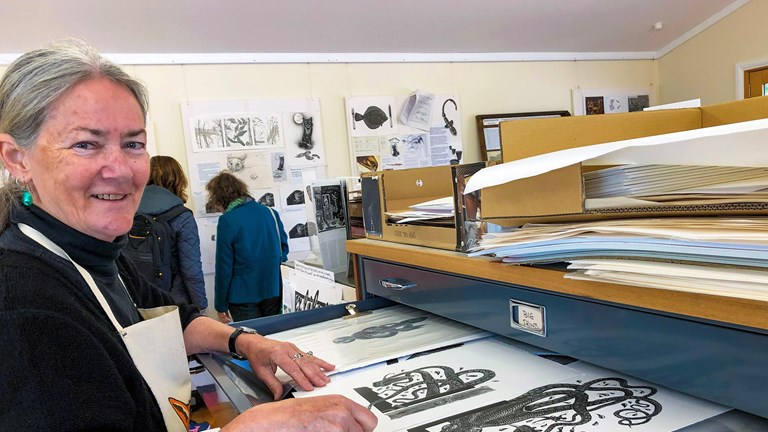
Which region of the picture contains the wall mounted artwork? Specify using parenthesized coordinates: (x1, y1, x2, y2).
(572, 88, 655, 116)
(180, 98, 327, 268)
(346, 94, 464, 177)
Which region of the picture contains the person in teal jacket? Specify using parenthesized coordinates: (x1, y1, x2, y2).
(206, 172, 288, 322)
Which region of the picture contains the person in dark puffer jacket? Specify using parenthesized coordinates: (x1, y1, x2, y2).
(137, 155, 207, 311)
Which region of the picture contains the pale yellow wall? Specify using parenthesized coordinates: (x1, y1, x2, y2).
(658, 0, 768, 105)
(125, 60, 656, 182)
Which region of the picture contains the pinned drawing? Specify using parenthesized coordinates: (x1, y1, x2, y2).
(442, 98, 458, 136)
(313, 184, 346, 233)
(294, 113, 314, 150)
(346, 96, 398, 138)
(193, 118, 225, 150)
(357, 154, 380, 173)
(251, 114, 282, 147)
(354, 105, 389, 130)
(257, 192, 276, 208)
(271, 152, 286, 181)
(289, 223, 308, 238)
(223, 117, 252, 147)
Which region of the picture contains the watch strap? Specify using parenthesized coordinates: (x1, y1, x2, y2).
(228, 328, 246, 360)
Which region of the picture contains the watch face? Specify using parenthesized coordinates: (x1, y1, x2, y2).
(239, 326, 258, 334)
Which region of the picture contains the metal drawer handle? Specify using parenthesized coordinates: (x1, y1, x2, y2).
(379, 278, 417, 290)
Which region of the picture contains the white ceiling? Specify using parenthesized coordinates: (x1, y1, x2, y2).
(0, 0, 749, 63)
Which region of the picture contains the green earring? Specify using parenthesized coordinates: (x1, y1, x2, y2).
(22, 190, 33, 207)
(16, 178, 32, 206)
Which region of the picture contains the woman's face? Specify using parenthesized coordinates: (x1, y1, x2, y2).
(24, 76, 149, 241)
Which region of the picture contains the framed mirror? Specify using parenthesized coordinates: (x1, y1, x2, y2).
(476, 110, 570, 162)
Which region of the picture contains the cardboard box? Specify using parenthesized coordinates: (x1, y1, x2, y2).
(361, 163, 485, 251)
(482, 96, 768, 226)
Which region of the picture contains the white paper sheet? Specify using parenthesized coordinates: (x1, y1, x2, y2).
(267, 305, 489, 383)
(464, 118, 768, 194)
(294, 338, 581, 431)
(409, 360, 727, 432)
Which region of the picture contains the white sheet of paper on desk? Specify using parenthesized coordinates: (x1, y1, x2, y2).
(293, 337, 581, 432)
(267, 305, 489, 384)
(463, 117, 768, 194)
(408, 359, 727, 432)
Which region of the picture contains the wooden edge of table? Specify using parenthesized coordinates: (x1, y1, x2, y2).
(347, 238, 768, 331)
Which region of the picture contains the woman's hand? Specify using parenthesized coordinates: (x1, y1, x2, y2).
(221, 395, 378, 432)
(236, 334, 335, 399)
(217, 311, 231, 324)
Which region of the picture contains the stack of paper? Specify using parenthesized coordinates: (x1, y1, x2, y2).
(583, 165, 768, 199)
(469, 217, 768, 268)
(386, 196, 454, 224)
(566, 259, 768, 301)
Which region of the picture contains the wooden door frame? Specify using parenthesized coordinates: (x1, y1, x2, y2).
(736, 60, 768, 100)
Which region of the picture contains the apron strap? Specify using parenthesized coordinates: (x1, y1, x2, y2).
(19, 223, 127, 335)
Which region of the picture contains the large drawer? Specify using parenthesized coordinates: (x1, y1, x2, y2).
(359, 256, 768, 419)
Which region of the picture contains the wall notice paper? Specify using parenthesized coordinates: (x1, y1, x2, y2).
(288, 261, 342, 312)
(294, 338, 581, 431)
(464, 117, 768, 194)
(399, 91, 435, 131)
(266, 305, 489, 383)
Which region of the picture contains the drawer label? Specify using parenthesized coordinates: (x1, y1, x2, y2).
(509, 299, 547, 337)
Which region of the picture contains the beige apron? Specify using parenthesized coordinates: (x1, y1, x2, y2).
(20, 223, 191, 431)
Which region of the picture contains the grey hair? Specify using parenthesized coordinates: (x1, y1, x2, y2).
(0, 38, 149, 232)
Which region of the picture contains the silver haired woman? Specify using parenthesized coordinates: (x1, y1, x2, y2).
(0, 39, 376, 432)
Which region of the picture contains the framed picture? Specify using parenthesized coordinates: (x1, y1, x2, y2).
(476, 110, 571, 162)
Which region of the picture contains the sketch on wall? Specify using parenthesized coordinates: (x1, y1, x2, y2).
(193, 118, 225, 150)
(180, 98, 326, 266)
(346, 94, 464, 177)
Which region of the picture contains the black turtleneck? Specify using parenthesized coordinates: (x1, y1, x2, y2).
(0, 204, 140, 325)
(0, 203, 201, 430)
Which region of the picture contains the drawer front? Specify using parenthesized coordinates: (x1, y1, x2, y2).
(360, 257, 768, 419)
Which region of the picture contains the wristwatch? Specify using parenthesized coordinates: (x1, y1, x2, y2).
(228, 326, 258, 360)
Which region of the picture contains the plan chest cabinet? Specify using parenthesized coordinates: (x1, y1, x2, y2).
(347, 239, 768, 419)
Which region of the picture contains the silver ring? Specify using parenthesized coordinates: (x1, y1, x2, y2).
(291, 352, 304, 360)
(306, 351, 313, 356)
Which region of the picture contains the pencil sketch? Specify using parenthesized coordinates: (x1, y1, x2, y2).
(223, 117, 252, 147)
(250, 114, 282, 146)
(333, 317, 428, 344)
(226, 153, 247, 173)
(193, 118, 225, 150)
(355, 366, 497, 419)
(411, 377, 662, 432)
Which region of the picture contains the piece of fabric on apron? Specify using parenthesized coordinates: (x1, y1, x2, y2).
(20, 223, 191, 431)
